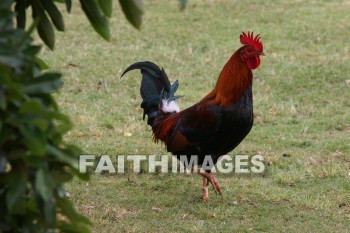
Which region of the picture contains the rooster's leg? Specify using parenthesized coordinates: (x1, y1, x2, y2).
(201, 177, 209, 201)
(200, 172, 222, 197)
(192, 166, 223, 198)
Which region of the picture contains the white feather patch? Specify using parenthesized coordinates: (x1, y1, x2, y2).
(161, 99, 180, 113)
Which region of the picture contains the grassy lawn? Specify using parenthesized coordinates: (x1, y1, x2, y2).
(40, 0, 349, 232)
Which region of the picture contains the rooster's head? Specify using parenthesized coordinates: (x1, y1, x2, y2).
(239, 31, 264, 70)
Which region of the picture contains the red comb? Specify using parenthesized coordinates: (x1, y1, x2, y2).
(240, 31, 263, 52)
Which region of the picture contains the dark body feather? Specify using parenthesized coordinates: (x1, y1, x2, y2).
(164, 84, 253, 170)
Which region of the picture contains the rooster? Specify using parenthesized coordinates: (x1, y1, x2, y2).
(121, 32, 264, 201)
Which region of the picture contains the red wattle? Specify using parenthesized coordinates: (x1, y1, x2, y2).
(247, 56, 260, 70)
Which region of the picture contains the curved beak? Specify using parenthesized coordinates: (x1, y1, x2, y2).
(258, 51, 266, 56)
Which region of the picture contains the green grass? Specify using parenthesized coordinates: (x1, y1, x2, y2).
(40, 0, 349, 232)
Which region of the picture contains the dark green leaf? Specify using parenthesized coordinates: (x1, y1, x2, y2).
(7, 114, 49, 133)
(31, 93, 59, 110)
(64, 143, 83, 155)
(119, 0, 143, 29)
(0, 89, 6, 110)
(98, 0, 112, 18)
(19, 125, 46, 156)
(14, 0, 26, 29)
(0, 152, 7, 173)
(68, 165, 90, 181)
(31, 118, 49, 132)
(6, 173, 26, 211)
(6, 149, 28, 160)
(80, 0, 110, 41)
(20, 98, 44, 113)
(34, 56, 50, 70)
(0, 44, 25, 68)
(32, 0, 55, 50)
(10, 199, 26, 214)
(40, 0, 65, 31)
(44, 198, 55, 227)
(46, 144, 78, 169)
(25, 198, 40, 214)
(24, 155, 44, 168)
(24, 45, 42, 57)
(0, 122, 11, 145)
(51, 169, 73, 183)
(0, 0, 12, 9)
(66, 0, 72, 13)
(23, 72, 63, 94)
(51, 0, 71, 12)
(35, 168, 53, 202)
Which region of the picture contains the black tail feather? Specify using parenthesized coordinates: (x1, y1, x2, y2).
(121, 61, 181, 125)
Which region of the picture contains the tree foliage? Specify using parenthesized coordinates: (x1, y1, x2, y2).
(0, 0, 186, 232)
(0, 2, 90, 232)
(12, 0, 186, 49)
